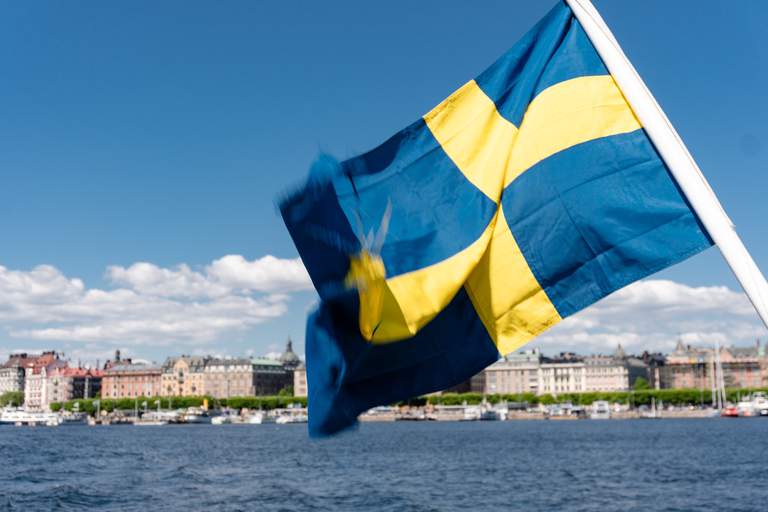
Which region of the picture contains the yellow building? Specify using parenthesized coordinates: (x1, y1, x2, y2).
(160, 356, 207, 397)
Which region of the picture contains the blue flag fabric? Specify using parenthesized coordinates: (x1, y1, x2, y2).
(280, 1, 713, 436)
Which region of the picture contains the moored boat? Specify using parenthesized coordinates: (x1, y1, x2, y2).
(274, 409, 308, 424)
(58, 412, 88, 426)
(589, 401, 611, 420)
(136, 410, 178, 426)
(134, 419, 169, 426)
(211, 410, 241, 425)
(183, 408, 212, 424)
(246, 411, 275, 424)
(0, 409, 62, 426)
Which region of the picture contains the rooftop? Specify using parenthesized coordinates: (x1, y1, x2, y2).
(105, 362, 162, 374)
(251, 357, 284, 367)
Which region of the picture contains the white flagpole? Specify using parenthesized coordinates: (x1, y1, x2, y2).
(566, 0, 768, 330)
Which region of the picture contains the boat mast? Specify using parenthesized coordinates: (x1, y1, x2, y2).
(710, 351, 718, 410)
(714, 340, 726, 408)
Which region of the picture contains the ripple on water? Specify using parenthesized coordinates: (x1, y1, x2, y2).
(2, 420, 768, 511)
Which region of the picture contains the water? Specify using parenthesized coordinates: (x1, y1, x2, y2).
(1, 419, 767, 511)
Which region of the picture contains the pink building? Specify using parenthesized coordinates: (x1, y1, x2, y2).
(665, 340, 765, 390)
(102, 363, 162, 399)
(47, 367, 103, 406)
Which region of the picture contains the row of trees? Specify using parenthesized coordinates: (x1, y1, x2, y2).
(49, 395, 308, 415)
(423, 387, 768, 408)
(40, 386, 768, 415)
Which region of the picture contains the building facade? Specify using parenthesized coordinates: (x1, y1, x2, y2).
(204, 358, 253, 398)
(160, 356, 208, 397)
(102, 363, 163, 399)
(482, 349, 541, 395)
(158, 342, 299, 398)
(251, 358, 292, 396)
(0, 353, 36, 394)
(476, 346, 649, 396)
(23, 352, 68, 410)
(293, 363, 307, 398)
(665, 340, 765, 390)
(46, 367, 103, 406)
(539, 353, 587, 395)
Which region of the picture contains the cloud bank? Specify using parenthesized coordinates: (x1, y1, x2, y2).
(0, 255, 312, 346)
(0, 256, 763, 355)
(533, 279, 765, 355)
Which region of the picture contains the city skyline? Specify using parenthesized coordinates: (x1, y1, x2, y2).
(1, 1, 767, 364)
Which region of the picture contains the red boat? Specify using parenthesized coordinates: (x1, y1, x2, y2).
(721, 406, 739, 418)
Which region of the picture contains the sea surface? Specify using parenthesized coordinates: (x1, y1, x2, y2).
(1, 418, 767, 511)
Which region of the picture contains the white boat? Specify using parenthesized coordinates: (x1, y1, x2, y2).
(755, 393, 768, 416)
(736, 398, 757, 417)
(246, 411, 275, 424)
(136, 410, 178, 426)
(275, 412, 308, 424)
(58, 412, 88, 426)
(736, 392, 768, 417)
(589, 401, 611, 420)
(0, 409, 62, 426)
(211, 410, 241, 425)
(461, 406, 481, 421)
(183, 408, 212, 424)
(135, 419, 168, 426)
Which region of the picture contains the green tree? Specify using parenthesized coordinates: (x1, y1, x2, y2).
(0, 391, 24, 407)
(633, 377, 650, 391)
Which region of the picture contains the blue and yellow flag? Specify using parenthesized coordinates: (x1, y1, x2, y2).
(281, 1, 712, 435)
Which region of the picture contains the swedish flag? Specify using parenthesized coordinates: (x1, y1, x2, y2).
(281, 1, 712, 435)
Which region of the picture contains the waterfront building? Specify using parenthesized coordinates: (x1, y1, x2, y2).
(583, 355, 627, 392)
(664, 340, 765, 389)
(721, 343, 765, 388)
(539, 353, 586, 395)
(251, 357, 292, 395)
(160, 356, 208, 396)
(24, 368, 50, 409)
(102, 362, 163, 399)
(482, 349, 541, 395)
(582, 345, 648, 392)
(158, 342, 298, 398)
(641, 351, 667, 390)
(204, 358, 253, 398)
(46, 367, 103, 406)
(23, 351, 68, 410)
(294, 363, 307, 398)
(0, 353, 37, 394)
(477, 345, 649, 396)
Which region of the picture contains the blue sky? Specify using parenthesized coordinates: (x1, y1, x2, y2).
(0, 1, 766, 364)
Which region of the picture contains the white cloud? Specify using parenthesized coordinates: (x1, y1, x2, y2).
(106, 262, 229, 299)
(0, 264, 84, 304)
(206, 254, 312, 292)
(105, 254, 312, 299)
(532, 279, 766, 355)
(0, 255, 312, 346)
(2, 257, 764, 360)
